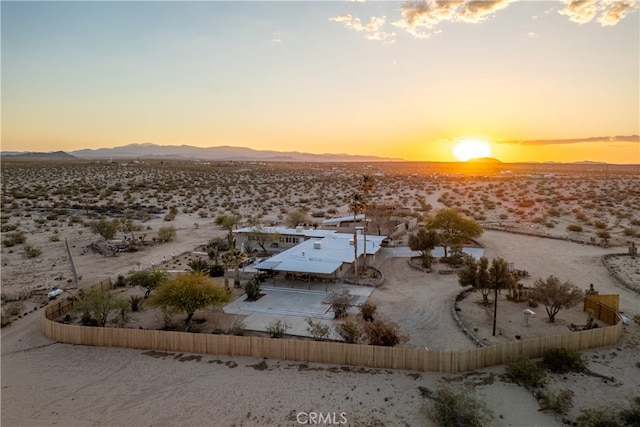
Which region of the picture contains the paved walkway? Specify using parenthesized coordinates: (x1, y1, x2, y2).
(224, 283, 373, 339)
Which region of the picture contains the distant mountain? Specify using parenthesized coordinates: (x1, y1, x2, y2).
(70, 143, 404, 162)
(1, 151, 77, 160)
(467, 157, 502, 164)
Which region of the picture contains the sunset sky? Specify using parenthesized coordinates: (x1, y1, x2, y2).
(2, 1, 639, 163)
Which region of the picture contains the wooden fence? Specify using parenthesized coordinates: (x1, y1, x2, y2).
(584, 294, 620, 326)
(42, 280, 624, 373)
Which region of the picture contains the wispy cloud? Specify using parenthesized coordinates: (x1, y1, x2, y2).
(500, 135, 640, 145)
(559, 0, 638, 26)
(329, 14, 396, 42)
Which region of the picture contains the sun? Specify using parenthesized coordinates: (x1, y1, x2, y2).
(452, 139, 492, 162)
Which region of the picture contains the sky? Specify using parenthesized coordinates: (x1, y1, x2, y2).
(2, 0, 639, 163)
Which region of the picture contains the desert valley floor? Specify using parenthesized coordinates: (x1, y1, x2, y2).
(1, 159, 639, 426)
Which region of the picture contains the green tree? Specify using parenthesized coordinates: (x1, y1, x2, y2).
(531, 275, 583, 323)
(90, 218, 120, 240)
(425, 208, 483, 258)
(409, 228, 439, 268)
(129, 269, 168, 298)
(72, 287, 125, 327)
(349, 192, 365, 278)
(147, 272, 231, 331)
(458, 256, 492, 304)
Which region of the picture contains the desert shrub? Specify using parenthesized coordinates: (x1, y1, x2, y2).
(228, 320, 246, 336)
(596, 230, 610, 239)
(634, 314, 640, 325)
(420, 253, 433, 269)
(329, 292, 352, 319)
(623, 228, 638, 237)
(3, 231, 26, 247)
(115, 274, 127, 288)
(360, 300, 378, 322)
(427, 384, 494, 427)
(504, 357, 546, 388)
(362, 318, 407, 347)
(22, 243, 42, 258)
(244, 278, 261, 301)
(593, 220, 607, 229)
(539, 389, 574, 414)
(209, 264, 225, 277)
(576, 407, 620, 427)
(1, 313, 11, 328)
(620, 396, 640, 426)
(266, 319, 289, 338)
(567, 224, 583, 232)
(541, 348, 586, 374)
(163, 206, 178, 221)
(129, 295, 143, 312)
(4, 301, 25, 316)
(187, 258, 211, 274)
(157, 225, 176, 243)
(336, 317, 362, 343)
(305, 317, 330, 340)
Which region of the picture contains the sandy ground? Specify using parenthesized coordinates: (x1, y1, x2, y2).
(2, 162, 639, 426)
(2, 221, 639, 426)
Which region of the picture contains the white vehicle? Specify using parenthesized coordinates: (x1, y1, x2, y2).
(48, 288, 63, 299)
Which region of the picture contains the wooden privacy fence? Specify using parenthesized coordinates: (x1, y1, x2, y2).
(42, 280, 624, 374)
(584, 294, 620, 326)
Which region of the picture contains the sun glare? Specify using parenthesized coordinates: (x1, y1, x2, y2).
(452, 139, 492, 162)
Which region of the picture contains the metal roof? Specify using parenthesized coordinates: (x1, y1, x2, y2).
(253, 233, 386, 275)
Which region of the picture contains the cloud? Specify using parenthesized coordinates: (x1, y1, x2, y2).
(559, 0, 639, 26)
(528, 31, 539, 37)
(393, 0, 515, 38)
(597, 0, 638, 25)
(329, 14, 396, 41)
(458, 0, 513, 23)
(499, 135, 640, 146)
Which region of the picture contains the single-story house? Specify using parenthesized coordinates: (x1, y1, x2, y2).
(233, 226, 336, 252)
(252, 232, 386, 282)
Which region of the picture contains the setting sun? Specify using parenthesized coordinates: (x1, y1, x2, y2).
(452, 139, 492, 162)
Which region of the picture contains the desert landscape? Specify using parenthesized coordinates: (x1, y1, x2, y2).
(1, 159, 639, 426)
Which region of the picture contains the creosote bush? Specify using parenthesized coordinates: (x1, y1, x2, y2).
(539, 389, 574, 414)
(504, 357, 546, 388)
(360, 300, 378, 322)
(362, 318, 407, 347)
(305, 317, 330, 340)
(244, 278, 261, 301)
(426, 384, 494, 427)
(540, 347, 586, 374)
(266, 319, 289, 338)
(329, 292, 352, 319)
(335, 317, 362, 344)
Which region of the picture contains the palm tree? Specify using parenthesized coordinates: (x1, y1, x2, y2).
(221, 252, 234, 291)
(349, 192, 365, 279)
(225, 248, 247, 288)
(359, 175, 376, 270)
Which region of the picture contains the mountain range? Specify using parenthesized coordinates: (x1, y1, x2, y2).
(1, 143, 403, 162)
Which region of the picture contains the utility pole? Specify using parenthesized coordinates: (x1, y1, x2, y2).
(492, 283, 498, 336)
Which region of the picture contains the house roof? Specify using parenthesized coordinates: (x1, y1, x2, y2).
(233, 226, 336, 238)
(253, 233, 386, 275)
(321, 214, 365, 225)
